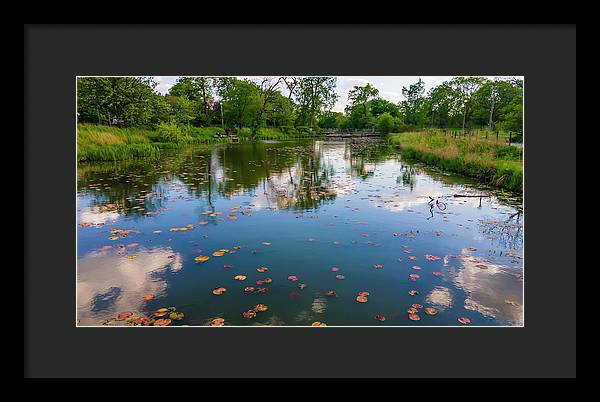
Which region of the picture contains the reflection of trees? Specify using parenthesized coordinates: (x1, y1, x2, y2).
(216, 142, 337, 210)
(78, 141, 342, 215)
(345, 139, 398, 179)
(478, 212, 523, 250)
(397, 165, 417, 191)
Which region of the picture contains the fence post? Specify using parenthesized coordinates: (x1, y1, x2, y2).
(508, 131, 512, 146)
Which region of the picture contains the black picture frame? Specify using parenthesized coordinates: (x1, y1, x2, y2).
(24, 24, 576, 378)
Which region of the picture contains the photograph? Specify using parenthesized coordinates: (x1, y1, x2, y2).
(76, 75, 524, 327)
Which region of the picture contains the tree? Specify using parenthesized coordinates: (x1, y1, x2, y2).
(346, 83, 380, 127)
(447, 77, 487, 132)
(319, 111, 344, 129)
(294, 77, 338, 128)
(166, 95, 195, 125)
(376, 113, 395, 134)
(77, 76, 166, 128)
(252, 77, 284, 134)
(400, 78, 426, 126)
(369, 98, 400, 118)
(169, 77, 214, 126)
(217, 78, 262, 128)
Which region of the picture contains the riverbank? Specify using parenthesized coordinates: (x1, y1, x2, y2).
(77, 124, 320, 162)
(388, 132, 523, 192)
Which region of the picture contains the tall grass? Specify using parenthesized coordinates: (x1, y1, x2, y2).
(389, 132, 523, 192)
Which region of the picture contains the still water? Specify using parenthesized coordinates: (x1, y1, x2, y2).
(77, 140, 524, 326)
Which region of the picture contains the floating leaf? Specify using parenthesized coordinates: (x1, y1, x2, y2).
(234, 275, 247, 281)
(262, 242, 272, 246)
(374, 315, 386, 322)
(425, 254, 441, 261)
(356, 295, 368, 303)
(331, 267, 340, 272)
(335, 274, 345, 280)
(408, 273, 420, 281)
(108, 236, 119, 241)
(412, 266, 421, 270)
(358, 291, 370, 297)
(210, 318, 225, 326)
(412, 304, 423, 309)
(116, 311, 133, 321)
(424, 307, 438, 316)
(244, 286, 256, 293)
(212, 287, 227, 295)
(458, 317, 471, 325)
(242, 310, 257, 319)
(97, 245, 113, 251)
(432, 271, 442, 276)
(504, 299, 520, 306)
(142, 294, 155, 302)
(154, 318, 171, 326)
(256, 267, 268, 272)
(194, 255, 210, 263)
(407, 307, 418, 314)
(169, 312, 184, 320)
(408, 290, 419, 296)
(325, 290, 337, 297)
(254, 304, 268, 312)
(298, 283, 307, 289)
(465, 247, 478, 251)
(311, 321, 327, 326)
(212, 251, 225, 257)
(408, 313, 420, 321)
(287, 275, 299, 282)
(373, 264, 383, 269)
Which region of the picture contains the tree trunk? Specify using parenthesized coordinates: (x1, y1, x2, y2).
(462, 103, 467, 134)
(488, 80, 496, 130)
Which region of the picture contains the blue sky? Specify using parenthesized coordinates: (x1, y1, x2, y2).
(153, 76, 517, 113)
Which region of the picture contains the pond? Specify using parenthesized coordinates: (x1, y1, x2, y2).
(77, 139, 524, 326)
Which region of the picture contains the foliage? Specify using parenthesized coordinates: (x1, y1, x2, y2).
(376, 113, 395, 134)
(388, 132, 522, 192)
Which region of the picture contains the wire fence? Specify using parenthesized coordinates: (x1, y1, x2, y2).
(425, 127, 523, 146)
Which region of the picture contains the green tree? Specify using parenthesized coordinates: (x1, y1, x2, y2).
(166, 95, 196, 125)
(400, 78, 426, 126)
(376, 112, 395, 134)
(169, 77, 214, 126)
(346, 83, 380, 127)
(77, 77, 166, 128)
(369, 98, 400, 118)
(217, 78, 262, 128)
(294, 77, 338, 129)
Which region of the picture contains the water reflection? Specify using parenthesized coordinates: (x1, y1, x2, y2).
(454, 251, 524, 326)
(77, 139, 524, 326)
(77, 247, 183, 325)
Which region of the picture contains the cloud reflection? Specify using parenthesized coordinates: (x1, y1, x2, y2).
(77, 246, 183, 325)
(454, 251, 523, 326)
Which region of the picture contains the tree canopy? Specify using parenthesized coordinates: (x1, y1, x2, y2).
(77, 76, 523, 134)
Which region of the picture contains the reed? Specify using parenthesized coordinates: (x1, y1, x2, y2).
(389, 132, 523, 192)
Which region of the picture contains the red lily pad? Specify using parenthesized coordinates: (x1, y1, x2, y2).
(116, 311, 133, 321)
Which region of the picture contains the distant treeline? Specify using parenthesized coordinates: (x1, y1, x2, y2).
(77, 76, 523, 135)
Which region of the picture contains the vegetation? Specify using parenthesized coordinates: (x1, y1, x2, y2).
(389, 132, 522, 192)
(77, 76, 523, 192)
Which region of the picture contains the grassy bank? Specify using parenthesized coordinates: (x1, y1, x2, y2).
(78, 124, 323, 162)
(388, 132, 523, 192)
